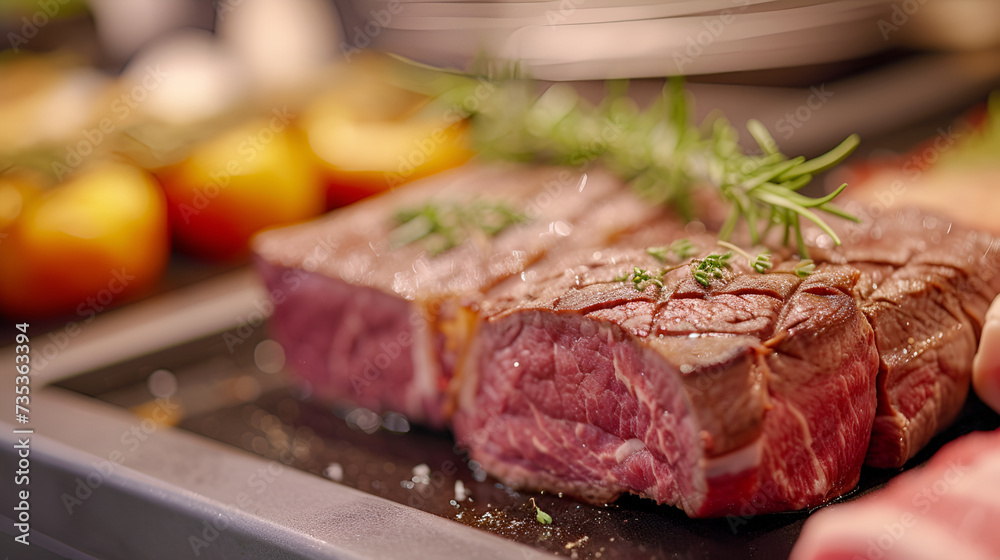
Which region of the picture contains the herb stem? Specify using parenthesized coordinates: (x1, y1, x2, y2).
(775, 134, 861, 181)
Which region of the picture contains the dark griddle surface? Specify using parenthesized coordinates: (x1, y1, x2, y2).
(57, 325, 1000, 560)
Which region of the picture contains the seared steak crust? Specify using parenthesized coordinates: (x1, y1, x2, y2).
(813, 208, 1000, 467)
(455, 242, 879, 516)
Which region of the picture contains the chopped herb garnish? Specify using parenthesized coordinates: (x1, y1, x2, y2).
(530, 498, 552, 525)
(691, 252, 733, 287)
(390, 201, 525, 255)
(715, 240, 772, 274)
(672, 238, 697, 260)
(616, 266, 664, 291)
(647, 238, 696, 263)
(794, 259, 816, 278)
(751, 252, 773, 273)
(631, 267, 663, 290)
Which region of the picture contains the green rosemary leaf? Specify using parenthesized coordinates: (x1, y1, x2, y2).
(775, 134, 861, 181)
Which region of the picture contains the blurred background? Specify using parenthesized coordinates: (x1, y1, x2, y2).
(2, 0, 1000, 330)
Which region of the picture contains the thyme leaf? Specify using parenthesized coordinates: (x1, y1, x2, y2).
(751, 252, 773, 273)
(691, 252, 733, 287)
(616, 266, 664, 292)
(530, 498, 552, 525)
(795, 259, 816, 278)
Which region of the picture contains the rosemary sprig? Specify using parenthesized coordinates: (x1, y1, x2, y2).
(389, 200, 525, 254)
(713, 122, 861, 257)
(391, 57, 861, 258)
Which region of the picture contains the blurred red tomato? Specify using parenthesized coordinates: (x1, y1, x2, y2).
(157, 117, 326, 261)
(0, 162, 169, 318)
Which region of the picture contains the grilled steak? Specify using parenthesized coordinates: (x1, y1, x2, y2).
(453, 239, 879, 516)
(811, 208, 1000, 467)
(252, 164, 671, 426)
(253, 163, 1000, 516)
(452, 209, 999, 515)
(791, 428, 1000, 560)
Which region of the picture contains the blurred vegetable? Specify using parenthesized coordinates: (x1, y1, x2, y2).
(157, 117, 325, 261)
(839, 92, 995, 187)
(830, 91, 999, 234)
(302, 65, 473, 208)
(121, 29, 246, 127)
(937, 91, 1000, 169)
(308, 115, 472, 208)
(217, 0, 341, 94)
(0, 162, 169, 318)
(0, 0, 87, 17)
(0, 54, 111, 157)
(0, 170, 42, 231)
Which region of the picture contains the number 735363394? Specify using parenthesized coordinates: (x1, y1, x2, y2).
(15, 323, 29, 424)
